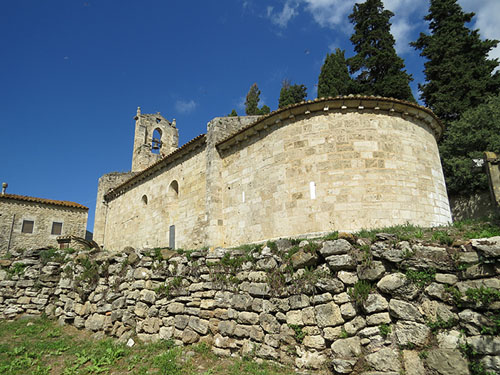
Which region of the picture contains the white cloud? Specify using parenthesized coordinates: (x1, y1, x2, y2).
(175, 99, 197, 114)
(261, 0, 500, 59)
(293, 0, 425, 54)
(302, 0, 355, 28)
(237, 96, 246, 111)
(267, 6, 273, 18)
(328, 42, 338, 52)
(382, 0, 426, 54)
(267, 1, 299, 28)
(390, 17, 415, 54)
(459, 0, 500, 61)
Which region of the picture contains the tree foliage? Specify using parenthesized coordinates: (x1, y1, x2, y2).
(245, 83, 270, 115)
(347, 0, 414, 101)
(259, 105, 270, 115)
(279, 80, 307, 108)
(440, 94, 500, 194)
(412, 0, 500, 123)
(228, 109, 238, 117)
(318, 48, 355, 98)
(245, 83, 260, 115)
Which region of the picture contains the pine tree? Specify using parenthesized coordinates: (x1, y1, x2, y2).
(347, 0, 414, 101)
(318, 48, 355, 98)
(279, 80, 308, 108)
(411, 0, 500, 122)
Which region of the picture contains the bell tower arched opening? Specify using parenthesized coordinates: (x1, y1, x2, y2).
(131, 108, 179, 172)
(152, 128, 162, 154)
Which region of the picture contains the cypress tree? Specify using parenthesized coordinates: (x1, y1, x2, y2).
(317, 48, 355, 98)
(245, 83, 261, 115)
(411, 0, 500, 122)
(347, 0, 414, 101)
(279, 80, 308, 108)
(245, 83, 270, 115)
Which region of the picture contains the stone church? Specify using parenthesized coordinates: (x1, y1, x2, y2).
(93, 96, 452, 251)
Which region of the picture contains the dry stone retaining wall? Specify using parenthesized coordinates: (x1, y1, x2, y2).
(1, 235, 500, 374)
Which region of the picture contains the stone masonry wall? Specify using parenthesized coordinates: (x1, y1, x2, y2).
(1, 234, 500, 374)
(103, 146, 207, 250)
(131, 113, 179, 173)
(96, 98, 452, 250)
(93, 172, 137, 247)
(0, 200, 87, 252)
(449, 191, 497, 222)
(219, 110, 451, 247)
(205, 116, 261, 248)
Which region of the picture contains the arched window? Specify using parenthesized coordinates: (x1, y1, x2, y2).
(168, 180, 179, 199)
(142, 195, 148, 205)
(151, 128, 162, 154)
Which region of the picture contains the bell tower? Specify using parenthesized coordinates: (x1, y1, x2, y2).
(131, 107, 179, 172)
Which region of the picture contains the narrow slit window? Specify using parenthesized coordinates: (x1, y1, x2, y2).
(310, 181, 316, 200)
(169, 180, 179, 198)
(21, 220, 34, 234)
(51, 222, 63, 235)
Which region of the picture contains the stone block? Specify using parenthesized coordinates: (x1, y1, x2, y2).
(365, 348, 401, 373)
(315, 302, 344, 327)
(237, 311, 259, 325)
(331, 337, 362, 358)
(394, 321, 430, 347)
(320, 239, 352, 256)
(425, 349, 469, 375)
(388, 299, 423, 322)
(362, 294, 388, 313)
(285, 310, 303, 326)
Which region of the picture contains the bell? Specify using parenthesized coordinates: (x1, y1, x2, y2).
(152, 138, 162, 150)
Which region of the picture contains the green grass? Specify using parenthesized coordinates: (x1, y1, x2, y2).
(348, 280, 372, 306)
(378, 323, 391, 338)
(287, 324, 305, 343)
(0, 317, 299, 375)
(351, 218, 500, 244)
(405, 268, 436, 288)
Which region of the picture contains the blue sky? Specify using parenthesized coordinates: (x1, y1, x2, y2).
(1, 0, 499, 232)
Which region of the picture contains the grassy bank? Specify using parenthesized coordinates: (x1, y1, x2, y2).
(0, 317, 295, 375)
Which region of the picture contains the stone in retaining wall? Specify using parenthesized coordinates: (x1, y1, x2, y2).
(1, 235, 500, 374)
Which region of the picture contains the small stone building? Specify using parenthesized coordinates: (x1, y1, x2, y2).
(94, 97, 452, 251)
(0, 192, 88, 252)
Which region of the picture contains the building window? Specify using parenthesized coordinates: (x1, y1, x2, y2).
(21, 220, 34, 234)
(169, 180, 179, 198)
(51, 222, 63, 235)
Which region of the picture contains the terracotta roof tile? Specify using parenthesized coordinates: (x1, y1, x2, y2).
(0, 193, 88, 210)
